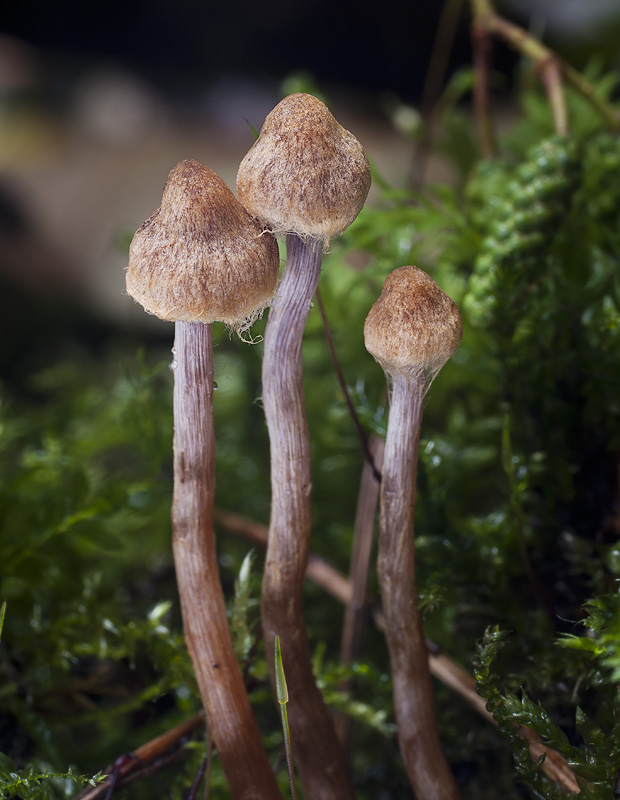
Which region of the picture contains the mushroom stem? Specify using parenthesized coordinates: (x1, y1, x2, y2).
(378, 372, 461, 800)
(262, 235, 355, 800)
(172, 320, 282, 800)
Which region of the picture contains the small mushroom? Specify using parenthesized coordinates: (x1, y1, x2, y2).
(236, 93, 370, 800)
(127, 159, 281, 800)
(237, 92, 371, 248)
(127, 158, 278, 330)
(364, 266, 463, 800)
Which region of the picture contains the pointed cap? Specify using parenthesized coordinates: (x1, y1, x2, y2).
(236, 93, 371, 247)
(126, 159, 280, 329)
(364, 266, 462, 381)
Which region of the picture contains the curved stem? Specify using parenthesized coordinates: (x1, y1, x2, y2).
(470, 0, 619, 133)
(261, 235, 355, 800)
(215, 508, 579, 795)
(538, 57, 568, 137)
(378, 373, 461, 800)
(172, 321, 281, 800)
(76, 496, 580, 800)
(487, 13, 568, 136)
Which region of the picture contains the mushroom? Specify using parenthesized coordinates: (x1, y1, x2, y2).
(236, 93, 370, 800)
(126, 159, 282, 800)
(364, 266, 463, 800)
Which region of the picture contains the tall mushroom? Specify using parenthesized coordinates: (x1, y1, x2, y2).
(364, 266, 463, 800)
(237, 93, 371, 800)
(126, 159, 282, 800)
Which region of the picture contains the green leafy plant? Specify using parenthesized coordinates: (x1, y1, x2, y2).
(274, 637, 297, 800)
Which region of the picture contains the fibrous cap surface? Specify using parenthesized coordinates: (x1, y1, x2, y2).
(236, 93, 371, 247)
(126, 159, 280, 328)
(364, 266, 463, 381)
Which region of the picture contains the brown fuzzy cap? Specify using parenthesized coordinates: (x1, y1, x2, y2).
(364, 266, 463, 381)
(126, 159, 280, 328)
(236, 93, 371, 247)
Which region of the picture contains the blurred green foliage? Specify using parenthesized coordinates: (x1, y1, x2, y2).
(1, 57, 620, 800)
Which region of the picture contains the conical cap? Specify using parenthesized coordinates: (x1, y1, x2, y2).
(126, 159, 280, 328)
(236, 93, 371, 247)
(364, 266, 462, 381)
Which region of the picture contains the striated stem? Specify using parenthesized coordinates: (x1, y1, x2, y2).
(261, 235, 355, 800)
(75, 495, 580, 800)
(216, 507, 580, 795)
(378, 374, 461, 800)
(172, 321, 281, 800)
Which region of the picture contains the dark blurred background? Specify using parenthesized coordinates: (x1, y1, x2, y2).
(4, 0, 463, 101)
(0, 0, 619, 341)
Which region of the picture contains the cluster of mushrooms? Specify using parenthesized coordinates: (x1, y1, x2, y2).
(126, 93, 463, 800)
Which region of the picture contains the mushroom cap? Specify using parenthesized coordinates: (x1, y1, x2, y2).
(364, 266, 463, 381)
(236, 93, 371, 247)
(126, 159, 280, 328)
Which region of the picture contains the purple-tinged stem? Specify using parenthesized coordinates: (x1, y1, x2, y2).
(378, 372, 461, 800)
(172, 321, 281, 800)
(261, 235, 355, 800)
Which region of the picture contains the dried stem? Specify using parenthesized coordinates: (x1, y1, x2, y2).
(215, 508, 352, 604)
(172, 321, 281, 800)
(471, 19, 496, 156)
(217, 508, 580, 795)
(427, 654, 580, 794)
(261, 235, 355, 800)
(378, 374, 460, 800)
(74, 713, 206, 800)
(335, 435, 384, 750)
(538, 56, 568, 137)
(187, 721, 212, 800)
(469, 0, 620, 134)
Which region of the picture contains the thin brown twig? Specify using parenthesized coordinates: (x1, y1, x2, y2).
(335, 435, 385, 750)
(187, 753, 208, 800)
(426, 652, 580, 795)
(469, 0, 619, 134)
(471, 19, 496, 156)
(187, 720, 212, 800)
(74, 713, 206, 800)
(217, 508, 580, 795)
(340, 435, 385, 662)
(214, 508, 352, 604)
(537, 56, 569, 136)
(77, 505, 580, 799)
(315, 286, 381, 482)
(485, 13, 568, 136)
(108, 749, 181, 794)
